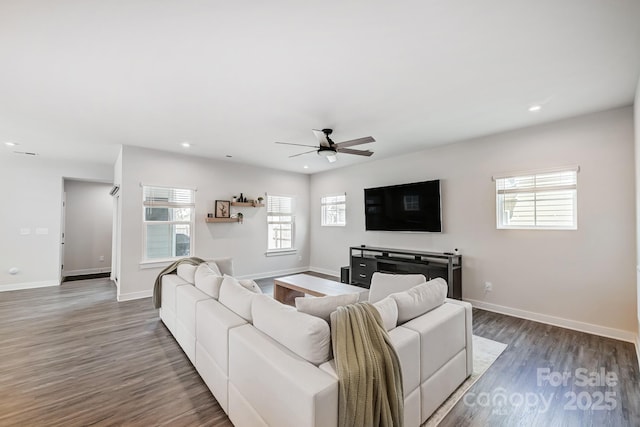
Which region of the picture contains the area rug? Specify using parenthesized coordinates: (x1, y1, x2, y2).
(422, 335, 508, 427)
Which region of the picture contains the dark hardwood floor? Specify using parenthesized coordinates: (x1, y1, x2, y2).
(0, 278, 232, 427)
(440, 309, 640, 427)
(1, 276, 638, 426)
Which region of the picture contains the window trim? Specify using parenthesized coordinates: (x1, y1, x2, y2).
(141, 184, 196, 261)
(266, 194, 295, 253)
(494, 166, 579, 230)
(321, 193, 347, 227)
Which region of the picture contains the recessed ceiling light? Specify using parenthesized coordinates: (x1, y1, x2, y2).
(225, 155, 233, 158)
(181, 142, 191, 148)
(303, 165, 309, 169)
(4, 142, 17, 147)
(528, 105, 542, 112)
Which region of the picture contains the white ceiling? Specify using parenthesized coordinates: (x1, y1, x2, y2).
(1, 1, 639, 174)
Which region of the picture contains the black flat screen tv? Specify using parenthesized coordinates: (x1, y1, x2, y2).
(364, 180, 442, 232)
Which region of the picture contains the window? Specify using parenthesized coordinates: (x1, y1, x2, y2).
(495, 168, 578, 230)
(321, 194, 346, 226)
(143, 185, 195, 260)
(267, 195, 294, 251)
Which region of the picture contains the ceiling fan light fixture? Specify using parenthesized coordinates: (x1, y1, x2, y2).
(317, 146, 337, 157)
(327, 154, 337, 163)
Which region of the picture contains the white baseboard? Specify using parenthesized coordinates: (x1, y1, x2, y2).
(236, 266, 310, 281)
(117, 289, 153, 302)
(308, 266, 341, 278)
(466, 298, 636, 343)
(63, 267, 111, 277)
(0, 280, 60, 292)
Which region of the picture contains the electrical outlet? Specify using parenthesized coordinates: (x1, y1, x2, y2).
(99, 256, 105, 262)
(297, 255, 302, 261)
(484, 282, 493, 292)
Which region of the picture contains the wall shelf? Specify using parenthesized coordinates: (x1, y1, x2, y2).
(231, 202, 264, 207)
(205, 217, 240, 223)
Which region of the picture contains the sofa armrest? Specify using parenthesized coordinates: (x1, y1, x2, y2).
(444, 298, 473, 376)
(229, 325, 338, 427)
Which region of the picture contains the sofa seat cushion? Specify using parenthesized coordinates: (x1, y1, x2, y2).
(295, 293, 359, 323)
(368, 272, 427, 304)
(252, 294, 331, 365)
(219, 275, 259, 322)
(196, 298, 247, 373)
(389, 278, 447, 324)
(401, 302, 466, 382)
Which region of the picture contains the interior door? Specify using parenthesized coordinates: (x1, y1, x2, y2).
(60, 191, 66, 282)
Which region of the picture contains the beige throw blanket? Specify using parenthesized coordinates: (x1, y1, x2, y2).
(330, 302, 404, 427)
(152, 257, 205, 309)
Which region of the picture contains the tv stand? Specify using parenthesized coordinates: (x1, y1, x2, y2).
(349, 246, 462, 299)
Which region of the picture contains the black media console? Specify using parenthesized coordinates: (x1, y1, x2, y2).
(349, 246, 462, 300)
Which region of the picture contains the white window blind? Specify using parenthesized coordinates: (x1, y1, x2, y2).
(495, 168, 577, 230)
(267, 195, 294, 251)
(321, 194, 346, 226)
(142, 185, 195, 260)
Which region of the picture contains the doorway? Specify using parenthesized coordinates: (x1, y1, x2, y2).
(61, 179, 114, 282)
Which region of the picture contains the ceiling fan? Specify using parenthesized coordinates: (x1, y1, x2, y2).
(276, 129, 375, 162)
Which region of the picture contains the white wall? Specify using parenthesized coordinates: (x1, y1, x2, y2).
(310, 107, 636, 338)
(63, 180, 113, 276)
(0, 155, 113, 290)
(117, 145, 310, 300)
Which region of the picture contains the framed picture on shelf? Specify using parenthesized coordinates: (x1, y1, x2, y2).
(215, 200, 230, 218)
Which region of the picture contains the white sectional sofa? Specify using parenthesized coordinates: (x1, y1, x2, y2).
(159, 261, 473, 427)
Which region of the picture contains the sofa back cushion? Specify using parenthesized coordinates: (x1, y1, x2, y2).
(389, 278, 448, 324)
(252, 294, 331, 365)
(368, 272, 427, 304)
(219, 275, 258, 322)
(295, 293, 359, 323)
(208, 257, 233, 276)
(372, 297, 398, 331)
(176, 264, 198, 284)
(194, 263, 224, 299)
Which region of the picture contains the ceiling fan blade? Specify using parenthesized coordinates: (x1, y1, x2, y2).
(312, 129, 330, 147)
(335, 136, 375, 148)
(336, 147, 374, 157)
(289, 149, 317, 158)
(275, 142, 318, 148)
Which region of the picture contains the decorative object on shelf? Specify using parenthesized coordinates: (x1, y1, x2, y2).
(237, 212, 244, 223)
(239, 193, 245, 203)
(207, 213, 213, 218)
(257, 196, 264, 204)
(215, 200, 231, 218)
(232, 195, 237, 203)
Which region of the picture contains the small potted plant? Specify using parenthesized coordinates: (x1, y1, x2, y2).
(257, 196, 264, 205)
(237, 212, 244, 223)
